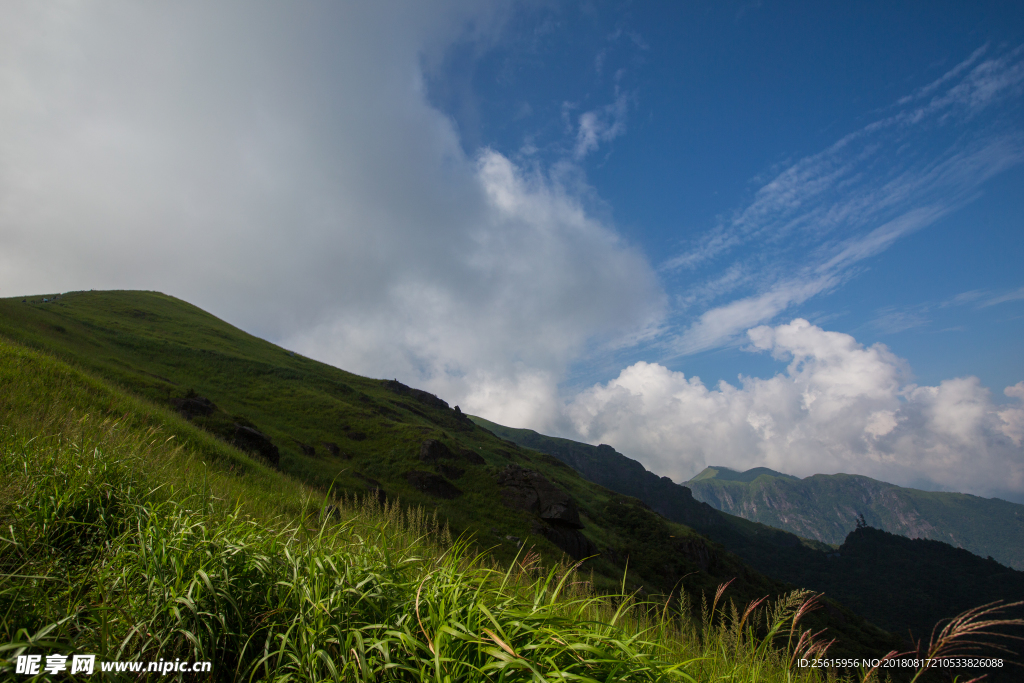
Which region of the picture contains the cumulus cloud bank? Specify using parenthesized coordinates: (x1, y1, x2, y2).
(0, 1, 662, 427)
(568, 319, 1024, 501)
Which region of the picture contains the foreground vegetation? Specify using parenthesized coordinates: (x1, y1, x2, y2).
(0, 339, 859, 682)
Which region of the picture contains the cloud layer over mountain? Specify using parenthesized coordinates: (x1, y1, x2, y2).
(0, 1, 662, 428)
(568, 319, 1024, 501)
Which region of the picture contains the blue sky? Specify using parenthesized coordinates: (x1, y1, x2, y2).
(428, 1, 1024, 396)
(2, 1, 1022, 499)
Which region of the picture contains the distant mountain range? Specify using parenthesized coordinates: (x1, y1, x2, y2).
(473, 417, 1024, 646)
(688, 466, 1024, 570)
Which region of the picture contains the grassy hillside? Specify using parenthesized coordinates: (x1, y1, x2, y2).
(687, 467, 1024, 570)
(690, 466, 799, 484)
(475, 417, 1024, 654)
(0, 290, 899, 662)
(1, 337, 858, 682)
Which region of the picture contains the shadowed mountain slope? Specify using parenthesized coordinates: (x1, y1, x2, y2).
(472, 417, 1024, 648)
(687, 466, 1024, 570)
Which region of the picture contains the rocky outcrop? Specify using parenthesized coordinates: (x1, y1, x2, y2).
(298, 443, 315, 457)
(171, 393, 216, 419)
(497, 465, 583, 528)
(384, 380, 451, 411)
(419, 440, 484, 477)
(383, 380, 474, 428)
(458, 448, 486, 465)
(232, 425, 280, 466)
(321, 442, 342, 457)
(419, 439, 455, 463)
(406, 470, 462, 499)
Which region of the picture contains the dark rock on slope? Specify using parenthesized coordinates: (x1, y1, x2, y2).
(384, 380, 475, 429)
(458, 447, 486, 465)
(232, 424, 280, 466)
(384, 379, 451, 411)
(171, 393, 216, 419)
(419, 439, 454, 463)
(497, 464, 583, 528)
(497, 464, 596, 560)
(405, 470, 462, 499)
(420, 439, 479, 479)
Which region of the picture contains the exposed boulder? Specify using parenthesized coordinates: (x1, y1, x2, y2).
(419, 440, 484, 472)
(298, 443, 316, 457)
(419, 439, 454, 464)
(171, 393, 216, 419)
(383, 379, 450, 411)
(458, 447, 486, 465)
(321, 442, 342, 457)
(406, 470, 462, 499)
(232, 425, 280, 466)
(384, 380, 474, 427)
(452, 405, 474, 425)
(497, 465, 583, 529)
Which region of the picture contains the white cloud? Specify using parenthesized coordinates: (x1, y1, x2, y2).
(574, 94, 628, 160)
(670, 273, 839, 355)
(980, 286, 1024, 308)
(569, 319, 1024, 501)
(286, 150, 662, 426)
(0, 1, 663, 426)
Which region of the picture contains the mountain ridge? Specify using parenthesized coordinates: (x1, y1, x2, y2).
(686, 466, 1024, 569)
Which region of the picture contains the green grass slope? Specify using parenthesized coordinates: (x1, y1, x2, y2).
(691, 466, 800, 483)
(0, 290, 896, 661)
(687, 467, 1024, 570)
(473, 416, 1024, 652)
(2, 337, 855, 682)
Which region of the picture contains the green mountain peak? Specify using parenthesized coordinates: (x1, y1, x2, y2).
(689, 466, 800, 483)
